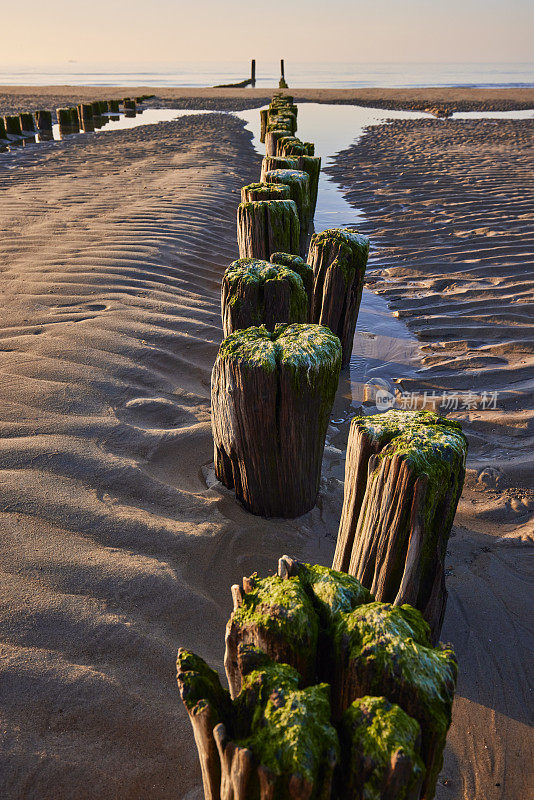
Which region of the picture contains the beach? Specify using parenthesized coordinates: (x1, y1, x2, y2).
(0, 87, 532, 799)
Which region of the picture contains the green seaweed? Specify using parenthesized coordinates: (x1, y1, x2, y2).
(341, 695, 425, 800)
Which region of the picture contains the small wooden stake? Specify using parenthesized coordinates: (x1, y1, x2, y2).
(211, 323, 341, 518)
(308, 228, 369, 367)
(237, 199, 300, 259)
(221, 257, 308, 336)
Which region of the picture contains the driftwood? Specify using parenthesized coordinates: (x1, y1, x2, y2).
(333, 409, 468, 642)
(240, 182, 290, 203)
(237, 199, 300, 259)
(270, 251, 313, 315)
(211, 323, 341, 517)
(308, 228, 370, 367)
(221, 257, 308, 336)
(4, 115, 22, 136)
(178, 560, 457, 799)
(263, 168, 310, 255)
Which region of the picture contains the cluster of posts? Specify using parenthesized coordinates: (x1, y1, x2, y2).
(178, 93, 468, 798)
(0, 95, 154, 147)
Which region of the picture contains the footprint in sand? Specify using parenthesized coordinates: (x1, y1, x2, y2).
(118, 397, 198, 430)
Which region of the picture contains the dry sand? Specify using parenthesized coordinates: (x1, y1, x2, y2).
(0, 90, 532, 799)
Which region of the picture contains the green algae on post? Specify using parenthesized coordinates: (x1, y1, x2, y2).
(221, 256, 308, 336)
(334, 409, 467, 642)
(263, 168, 311, 256)
(211, 323, 341, 518)
(270, 251, 313, 314)
(240, 181, 290, 203)
(340, 695, 425, 799)
(4, 115, 23, 136)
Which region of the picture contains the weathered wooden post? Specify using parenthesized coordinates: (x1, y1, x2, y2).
(107, 99, 120, 113)
(19, 112, 35, 133)
(179, 559, 457, 800)
(221, 257, 308, 336)
(279, 58, 288, 88)
(56, 108, 74, 135)
(279, 137, 315, 157)
(333, 409, 468, 642)
(270, 252, 313, 315)
(260, 154, 299, 181)
(308, 227, 369, 367)
(4, 115, 23, 136)
(240, 182, 290, 203)
(123, 98, 136, 117)
(259, 108, 268, 142)
(251, 58, 256, 86)
(265, 128, 291, 157)
(237, 199, 300, 259)
(77, 103, 94, 132)
(211, 323, 341, 517)
(35, 110, 52, 132)
(0, 118, 7, 140)
(263, 168, 310, 255)
(69, 107, 80, 132)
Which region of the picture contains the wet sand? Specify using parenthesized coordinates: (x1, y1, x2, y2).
(0, 91, 532, 799)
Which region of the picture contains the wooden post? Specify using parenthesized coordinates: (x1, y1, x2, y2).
(263, 168, 310, 256)
(265, 128, 292, 157)
(279, 59, 288, 89)
(179, 561, 457, 800)
(331, 601, 457, 800)
(3, 115, 23, 137)
(0, 118, 6, 140)
(279, 137, 315, 157)
(308, 228, 370, 367)
(211, 323, 341, 517)
(56, 108, 74, 135)
(35, 110, 53, 132)
(270, 252, 313, 316)
(221, 257, 308, 336)
(260, 155, 300, 182)
(260, 108, 268, 142)
(251, 58, 256, 86)
(123, 98, 136, 113)
(19, 113, 35, 133)
(69, 107, 80, 132)
(333, 409, 467, 641)
(240, 182, 290, 203)
(237, 199, 300, 259)
(77, 103, 94, 132)
(107, 99, 120, 113)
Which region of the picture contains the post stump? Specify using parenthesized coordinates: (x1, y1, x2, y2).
(211, 323, 341, 517)
(260, 155, 299, 182)
(221, 257, 308, 336)
(263, 168, 310, 255)
(237, 199, 300, 259)
(333, 409, 468, 641)
(265, 128, 291, 157)
(4, 115, 22, 136)
(270, 251, 313, 315)
(240, 182, 289, 203)
(19, 112, 35, 133)
(308, 228, 370, 367)
(35, 110, 53, 132)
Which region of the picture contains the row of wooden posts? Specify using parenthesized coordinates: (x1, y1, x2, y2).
(178, 94, 467, 798)
(0, 95, 154, 141)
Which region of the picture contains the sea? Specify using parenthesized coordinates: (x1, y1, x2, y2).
(0, 61, 533, 88)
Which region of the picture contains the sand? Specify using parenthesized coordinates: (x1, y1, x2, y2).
(0, 89, 532, 799)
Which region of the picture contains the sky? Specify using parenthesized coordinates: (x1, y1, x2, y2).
(1, 0, 532, 66)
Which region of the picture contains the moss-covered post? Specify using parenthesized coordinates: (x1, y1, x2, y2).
(221, 258, 308, 336)
(35, 110, 53, 133)
(4, 115, 23, 137)
(260, 108, 268, 142)
(265, 127, 292, 157)
(107, 99, 120, 113)
(278, 137, 315, 157)
(19, 112, 35, 133)
(0, 118, 6, 140)
(263, 168, 310, 256)
(211, 323, 341, 517)
(240, 182, 290, 203)
(270, 252, 313, 316)
(334, 409, 468, 641)
(260, 154, 300, 182)
(237, 198, 300, 259)
(77, 103, 94, 132)
(56, 107, 76, 135)
(123, 98, 136, 117)
(308, 228, 369, 367)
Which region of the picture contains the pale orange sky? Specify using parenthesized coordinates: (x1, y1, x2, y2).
(1, 0, 532, 66)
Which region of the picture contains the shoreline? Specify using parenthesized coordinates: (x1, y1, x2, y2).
(0, 86, 533, 116)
